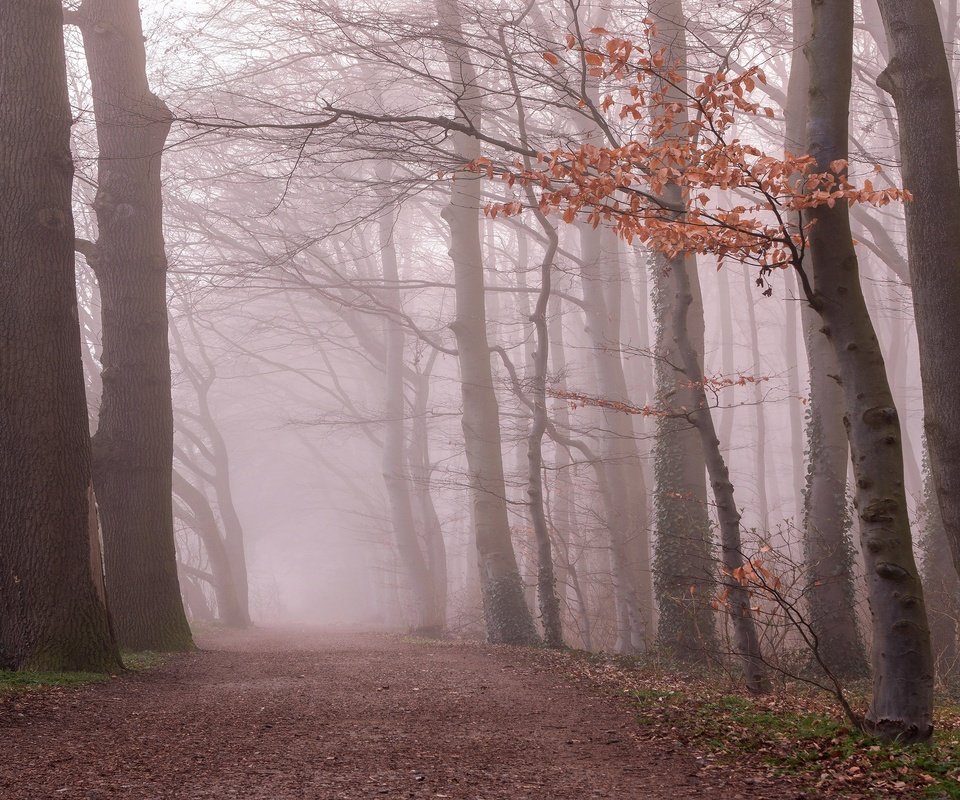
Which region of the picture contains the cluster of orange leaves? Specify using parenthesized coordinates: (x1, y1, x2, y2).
(712, 547, 783, 614)
(470, 24, 910, 271)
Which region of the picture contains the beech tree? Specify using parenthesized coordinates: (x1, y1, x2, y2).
(435, 0, 538, 644)
(873, 0, 960, 600)
(804, 0, 931, 741)
(0, 0, 119, 672)
(483, 10, 930, 737)
(787, 0, 866, 677)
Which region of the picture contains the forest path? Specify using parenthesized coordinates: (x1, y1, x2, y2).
(2, 627, 780, 799)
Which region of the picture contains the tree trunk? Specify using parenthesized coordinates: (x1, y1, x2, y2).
(408, 359, 449, 631)
(72, 0, 192, 650)
(524, 214, 564, 648)
(648, 0, 719, 661)
(741, 267, 770, 533)
(436, 0, 537, 644)
(786, 0, 867, 678)
(172, 472, 246, 628)
(874, 0, 960, 599)
(672, 257, 770, 693)
(548, 295, 594, 649)
(378, 206, 444, 634)
(920, 442, 960, 682)
(805, 0, 933, 741)
(0, 0, 120, 672)
(578, 224, 650, 653)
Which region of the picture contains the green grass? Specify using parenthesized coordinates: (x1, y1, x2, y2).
(0, 650, 169, 698)
(624, 683, 960, 798)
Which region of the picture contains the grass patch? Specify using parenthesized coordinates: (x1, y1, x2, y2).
(0, 670, 109, 697)
(0, 650, 169, 698)
(121, 650, 168, 671)
(544, 649, 960, 798)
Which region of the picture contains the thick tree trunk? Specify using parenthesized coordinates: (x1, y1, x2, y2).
(378, 208, 444, 634)
(787, 0, 867, 678)
(0, 0, 120, 672)
(805, 0, 933, 741)
(436, 0, 537, 644)
(874, 0, 960, 599)
(648, 0, 719, 661)
(72, 0, 192, 650)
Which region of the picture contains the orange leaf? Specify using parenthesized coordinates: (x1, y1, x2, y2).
(542, 51, 560, 66)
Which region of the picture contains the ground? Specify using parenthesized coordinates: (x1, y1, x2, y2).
(0, 626, 795, 799)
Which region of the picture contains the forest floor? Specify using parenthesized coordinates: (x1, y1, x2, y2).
(0, 627, 955, 799)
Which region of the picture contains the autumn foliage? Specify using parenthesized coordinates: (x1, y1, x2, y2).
(471, 22, 909, 283)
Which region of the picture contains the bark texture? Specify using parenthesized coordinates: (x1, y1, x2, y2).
(649, 0, 718, 661)
(436, 0, 537, 644)
(0, 0, 120, 672)
(73, 0, 192, 650)
(787, 0, 867, 678)
(671, 256, 769, 693)
(805, 0, 932, 741)
(874, 0, 960, 604)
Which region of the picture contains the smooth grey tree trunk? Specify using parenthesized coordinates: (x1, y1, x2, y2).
(648, 0, 719, 662)
(805, 0, 933, 741)
(785, 0, 867, 678)
(436, 0, 537, 644)
(874, 0, 960, 599)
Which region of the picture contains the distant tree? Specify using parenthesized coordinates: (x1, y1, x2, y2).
(66, 0, 193, 650)
(0, 0, 120, 672)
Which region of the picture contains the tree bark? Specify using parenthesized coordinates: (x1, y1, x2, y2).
(874, 0, 960, 603)
(648, 0, 719, 661)
(672, 257, 770, 694)
(805, 0, 933, 741)
(72, 0, 192, 650)
(0, 0, 120, 672)
(436, 0, 537, 644)
(787, 0, 867, 677)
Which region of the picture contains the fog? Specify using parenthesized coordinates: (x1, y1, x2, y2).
(48, 0, 938, 660)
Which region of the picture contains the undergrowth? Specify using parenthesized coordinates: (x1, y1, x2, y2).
(560, 649, 960, 799)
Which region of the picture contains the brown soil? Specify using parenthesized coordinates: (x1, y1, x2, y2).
(1, 627, 785, 799)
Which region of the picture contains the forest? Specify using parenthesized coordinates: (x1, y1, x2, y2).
(4, 0, 960, 796)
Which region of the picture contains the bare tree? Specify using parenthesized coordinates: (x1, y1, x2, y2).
(0, 0, 119, 672)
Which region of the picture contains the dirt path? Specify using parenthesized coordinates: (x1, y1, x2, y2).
(2, 628, 783, 799)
